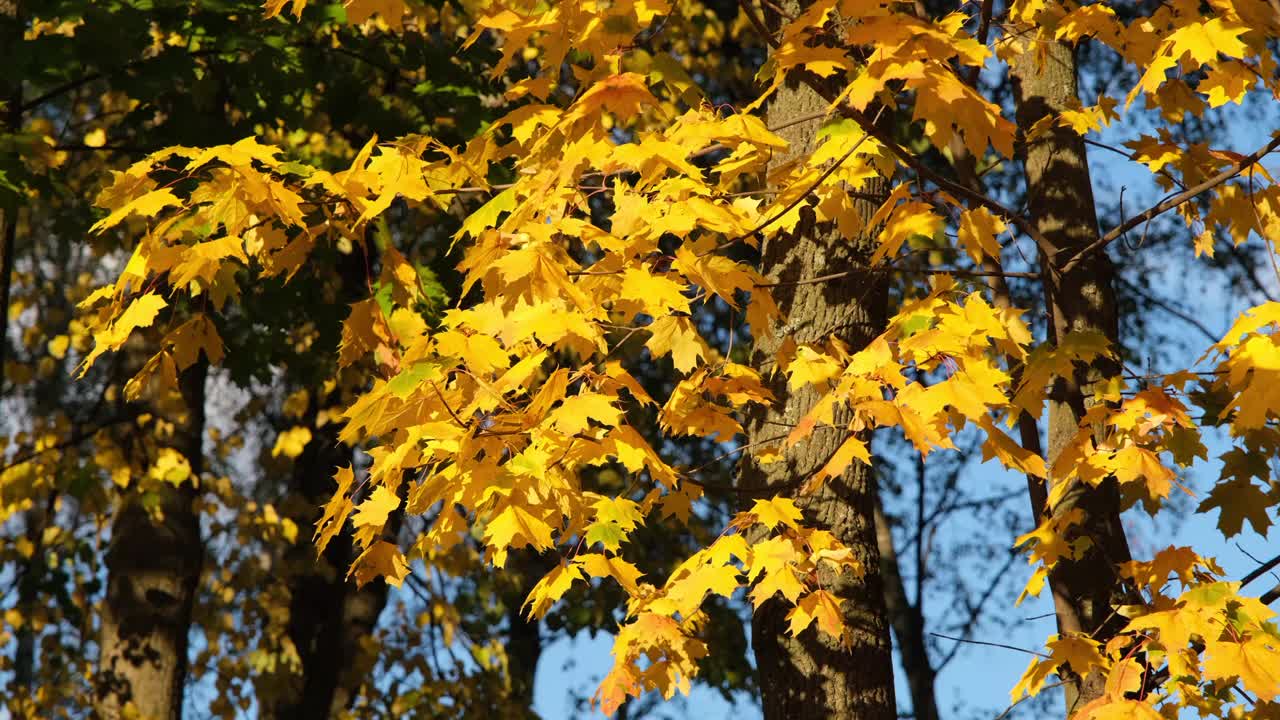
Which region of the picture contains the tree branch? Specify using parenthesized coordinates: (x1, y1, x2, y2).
(755, 265, 1038, 288)
(20, 49, 219, 113)
(823, 101, 1057, 269)
(1061, 132, 1280, 275)
(1241, 551, 1280, 589)
(1116, 276, 1220, 345)
(741, 0, 781, 50)
(929, 631, 1049, 658)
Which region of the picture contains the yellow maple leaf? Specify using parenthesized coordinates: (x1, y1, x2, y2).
(1109, 445, 1175, 498)
(590, 495, 644, 532)
(1203, 636, 1280, 702)
(577, 553, 645, 595)
(352, 485, 401, 530)
(166, 314, 225, 370)
(1130, 18, 1250, 106)
(957, 207, 1006, 264)
(1076, 699, 1162, 720)
(484, 504, 556, 567)
(870, 201, 944, 264)
(79, 292, 168, 375)
(747, 497, 804, 530)
(750, 564, 806, 608)
(548, 393, 623, 435)
(646, 315, 707, 373)
(349, 540, 410, 588)
(263, 0, 307, 19)
(808, 435, 871, 491)
(90, 188, 182, 233)
(171, 236, 249, 288)
(565, 73, 657, 124)
(524, 563, 585, 619)
(785, 589, 845, 642)
(662, 562, 740, 618)
(315, 465, 357, 555)
(977, 417, 1046, 478)
(1200, 61, 1255, 108)
(1010, 634, 1100, 701)
(784, 345, 842, 390)
(747, 535, 806, 607)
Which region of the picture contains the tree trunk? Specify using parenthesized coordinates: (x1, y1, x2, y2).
(95, 363, 207, 720)
(263, 404, 390, 718)
(874, 497, 939, 720)
(1012, 39, 1134, 715)
(740, 11, 897, 714)
(503, 560, 544, 713)
(0, 0, 21, 394)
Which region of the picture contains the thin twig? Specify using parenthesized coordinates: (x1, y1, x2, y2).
(822, 101, 1058, 273)
(703, 107, 884, 256)
(930, 631, 1050, 658)
(994, 680, 1067, 720)
(741, 0, 781, 49)
(755, 265, 1037, 288)
(1117, 276, 1220, 345)
(1061, 132, 1280, 275)
(1240, 550, 1280, 588)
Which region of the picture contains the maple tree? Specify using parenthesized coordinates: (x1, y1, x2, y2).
(6, 0, 1280, 717)
(3, 3, 764, 718)
(0, 2, 585, 718)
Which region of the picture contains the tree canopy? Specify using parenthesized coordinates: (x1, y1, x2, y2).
(3, 0, 1280, 718)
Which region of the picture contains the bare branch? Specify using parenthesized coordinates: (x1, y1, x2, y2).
(930, 631, 1050, 658)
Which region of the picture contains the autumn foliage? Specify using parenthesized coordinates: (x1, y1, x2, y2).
(5, 0, 1280, 717)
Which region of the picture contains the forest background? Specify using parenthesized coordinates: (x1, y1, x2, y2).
(2, 0, 1279, 719)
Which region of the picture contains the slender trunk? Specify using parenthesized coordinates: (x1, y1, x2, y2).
(503, 557, 544, 714)
(0, 0, 22, 394)
(14, 495, 55, 691)
(944, 58, 1050, 517)
(263, 403, 391, 718)
(1012, 39, 1134, 714)
(874, 497, 939, 720)
(741, 6, 897, 713)
(266, 244, 391, 717)
(95, 362, 207, 720)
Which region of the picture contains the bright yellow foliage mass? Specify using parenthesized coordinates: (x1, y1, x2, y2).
(68, 0, 1280, 715)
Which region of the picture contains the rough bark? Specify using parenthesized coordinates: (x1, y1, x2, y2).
(1012, 39, 1134, 715)
(95, 363, 207, 720)
(740, 9, 897, 714)
(874, 497, 939, 720)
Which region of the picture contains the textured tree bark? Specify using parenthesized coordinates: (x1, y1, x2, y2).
(874, 498, 939, 720)
(1012, 39, 1134, 715)
(95, 363, 207, 720)
(740, 9, 897, 713)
